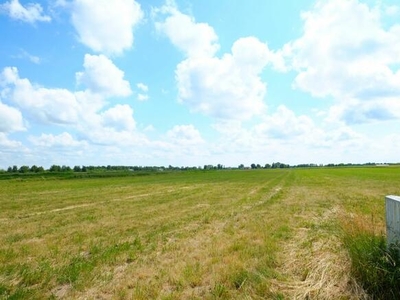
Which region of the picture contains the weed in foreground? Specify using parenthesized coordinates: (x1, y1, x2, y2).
(341, 217, 400, 299)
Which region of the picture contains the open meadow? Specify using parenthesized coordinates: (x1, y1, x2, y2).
(1, 167, 400, 299)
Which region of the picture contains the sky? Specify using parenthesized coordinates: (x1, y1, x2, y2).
(1, 0, 400, 169)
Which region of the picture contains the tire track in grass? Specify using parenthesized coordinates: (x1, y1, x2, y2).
(268, 174, 368, 299)
(75, 171, 292, 299)
(13, 185, 206, 219)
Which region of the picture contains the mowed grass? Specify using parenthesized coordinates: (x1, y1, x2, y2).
(0, 167, 399, 299)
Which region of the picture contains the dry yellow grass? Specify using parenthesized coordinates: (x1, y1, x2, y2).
(0, 167, 399, 299)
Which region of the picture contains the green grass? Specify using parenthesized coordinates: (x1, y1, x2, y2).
(341, 212, 400, 299)
(0, 167, 400, 299)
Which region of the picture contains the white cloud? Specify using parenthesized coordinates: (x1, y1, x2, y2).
(1, 67, 80, 125)
(71, 0, 143, 55)
(136, 83, 149, 101)
(385, 5, 400, 16)
(76, 54, 132, 97)
(175, 38, 271, 120)
(254, 105, 315, 139)
(209, 105, 369, 165)
(82, 127, 147, 146)
(166, 124, 204, 146)
(137, 83, 148, 92)
(283, 0, 400, 124)
(211, 120, 259, 155)
(155, 4, 285, 121)
(0, 0, 51, 23)
(100, 104, 136, 131)
(29, 132, 87, 148)
(0, 132, 22, 148)
(0, 101, 25, 132)
(0, 67, 140, 148)
(148, 124, 208, 160)
(13, 49, 41, 64)
(137, 94, 149, 101)
(155, 1, 219, 58)
(326, 97, 400, 124)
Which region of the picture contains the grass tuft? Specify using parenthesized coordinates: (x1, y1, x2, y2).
(341, 215, 400, 299)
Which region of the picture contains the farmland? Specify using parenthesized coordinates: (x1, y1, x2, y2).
(1, 167, 399, 299)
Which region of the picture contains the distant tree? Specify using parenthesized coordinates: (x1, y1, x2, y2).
(30, 165, 38, 173)
(271, 162, 281, 169)
(264, 164, 271, 169)
(7, 166, 12, 173)
(49, 165, 61, 172)
(251, 163, 257, 169)
(61, 165, 71, 172)
(81, 166, 87, 172)
(12, 165, 18, 173)
(73, 166, 81, 172)
(19, 165, 30, 173)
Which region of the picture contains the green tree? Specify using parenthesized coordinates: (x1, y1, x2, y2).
(49, 165, 61, 172)
(61, 165, 71, 172)
(19, 165, 30, 173)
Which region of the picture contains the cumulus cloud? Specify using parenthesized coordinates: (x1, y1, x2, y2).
(1, 67, 80, 125)
(0, 0, 51, 23)
(210, 105, 367, 160)
(283, 0, 400, 124)
(71, 0, 143, 55)
(100, 104, 136, 131)
(175, 37, 273, 120)
(76, 54, 132, 97)
(254, 105, 315, 139)
(155, 1, 219, 58)
(29, 132, 87, 148)
(166, 124, 204, 146)
(0, 101, 25, 132)
(156, 3, 285, 121)
(327, 98, 400, 124)
(0, 66, 141, 149)
(0, 132, 22, 148)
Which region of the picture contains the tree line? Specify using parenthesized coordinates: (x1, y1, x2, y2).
(1, 161, 393, 175)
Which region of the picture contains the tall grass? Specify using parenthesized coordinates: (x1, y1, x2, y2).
(341, 215, 400, 299)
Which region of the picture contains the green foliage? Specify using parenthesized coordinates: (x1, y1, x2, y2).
(342, 229, 400, 299)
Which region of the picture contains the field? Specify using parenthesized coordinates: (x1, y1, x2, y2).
(1, 167, 399, 299)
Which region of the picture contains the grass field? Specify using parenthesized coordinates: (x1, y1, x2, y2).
(1, 167, 400, 299)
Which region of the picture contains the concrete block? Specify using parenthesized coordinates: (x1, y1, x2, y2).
(385, 195, 400, 246)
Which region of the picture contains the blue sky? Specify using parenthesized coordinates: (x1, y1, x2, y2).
(1, 0, 400, 168)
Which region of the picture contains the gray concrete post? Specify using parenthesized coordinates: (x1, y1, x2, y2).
(385, 195, 400, 247)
